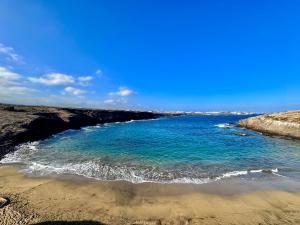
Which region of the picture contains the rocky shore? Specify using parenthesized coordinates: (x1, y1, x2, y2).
(238, 110, 300, 139)
(0, 104, 161, 159)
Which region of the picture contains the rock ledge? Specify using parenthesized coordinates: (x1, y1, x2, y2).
(238, 110, 300, 139)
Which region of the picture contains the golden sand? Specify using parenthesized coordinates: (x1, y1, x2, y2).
(0, 165, 300, 225)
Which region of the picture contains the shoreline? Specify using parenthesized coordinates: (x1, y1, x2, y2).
(3, 163, 300, 195)
(1, 165, 300, 224)
(1, 159, 296, 187)
(0, 103, 162, 159)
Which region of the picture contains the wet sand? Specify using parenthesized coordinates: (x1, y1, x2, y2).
(1, 165, 300, 225)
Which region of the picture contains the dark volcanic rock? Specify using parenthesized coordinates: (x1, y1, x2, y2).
(0, 104, 162, 159)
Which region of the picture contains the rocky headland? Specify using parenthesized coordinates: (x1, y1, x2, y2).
(238, 110, 300, 139)
(0, 103, 162, 159)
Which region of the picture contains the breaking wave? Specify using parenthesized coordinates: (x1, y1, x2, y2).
(0, 142, 285, 184)
(214, 123, 233, 128)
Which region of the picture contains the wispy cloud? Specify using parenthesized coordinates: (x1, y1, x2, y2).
(64, 86, 85, 95)
(0, 43, 137, 109)
(0, 43, 107, 107)
(5, 86, 34, 94)
(95, 69, 102, 76)
(78, 76, 93, 82)
(0, 66, 21, 85)
(104, 99, 128, 105)
(78, 76, 93, 86)
(0, 64, 134, 109)
(0, 43, 23, 63)
(29, 73, 75, 85)
(0, 66, 35, 97)
(108, 87, 136, 97)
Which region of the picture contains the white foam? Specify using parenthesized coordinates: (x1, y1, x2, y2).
(0, 141, 39, 164)
(171, 177, 211, 184)
(124, 120, 135, 123)
(214, 168, 284, 181)
(218, 170, 248, 179)
(2, 152, 286, 183)
(250, 169, 263, 173)
(123, 118, 159, 124)
(1, 152, 213, 184)
(214, 123, 232, 128)
(0, 143, 286, 184)
(270, 168, 287, 178)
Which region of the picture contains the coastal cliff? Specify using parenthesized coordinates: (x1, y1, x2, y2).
(0, 104, 161, 158)
(238, 110, 300, 139)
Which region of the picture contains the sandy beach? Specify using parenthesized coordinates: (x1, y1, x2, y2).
(1, 0, 300, 224)
(0, 165, 300, 225)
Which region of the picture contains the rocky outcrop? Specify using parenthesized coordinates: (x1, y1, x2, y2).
(0, 104, 162, 158)
(238, 110, 300, 139)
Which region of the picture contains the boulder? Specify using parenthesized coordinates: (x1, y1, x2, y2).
(0, 197, 8, 208)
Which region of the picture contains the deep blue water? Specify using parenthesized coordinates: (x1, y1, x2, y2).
(2, 115, 300, 184)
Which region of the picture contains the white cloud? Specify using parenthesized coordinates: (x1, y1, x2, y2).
(95, 69, 102, 75)
(0, 66, 21, 85)
(0, 86, 34, 96)
(104, 99, 115, 104)
(104, 99, 128, 105)
(64, 86, 85, 95)
(7, 86, 34, 94)
(0, 67, 35, 98)
(78, 76, 93, 86)
(108, 87, 136, 97)
(0, 43, 22, 63)
(29, 73, 75, 85)
(78, 76, 93, 82)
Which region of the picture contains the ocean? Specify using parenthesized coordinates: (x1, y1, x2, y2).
(2, 115, 300, 184)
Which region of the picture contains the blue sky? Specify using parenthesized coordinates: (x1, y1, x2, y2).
(0, 0, 300, 112)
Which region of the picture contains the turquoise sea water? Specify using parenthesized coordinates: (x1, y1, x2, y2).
(2, 115, 300, 184)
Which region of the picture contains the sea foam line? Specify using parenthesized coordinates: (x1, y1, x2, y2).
(1, 156, 284, 184)
(0, 142, 286, 184)
(81, 118, 161, 130)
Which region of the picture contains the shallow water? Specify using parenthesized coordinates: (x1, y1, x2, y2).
(2, 115, 300, 184)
